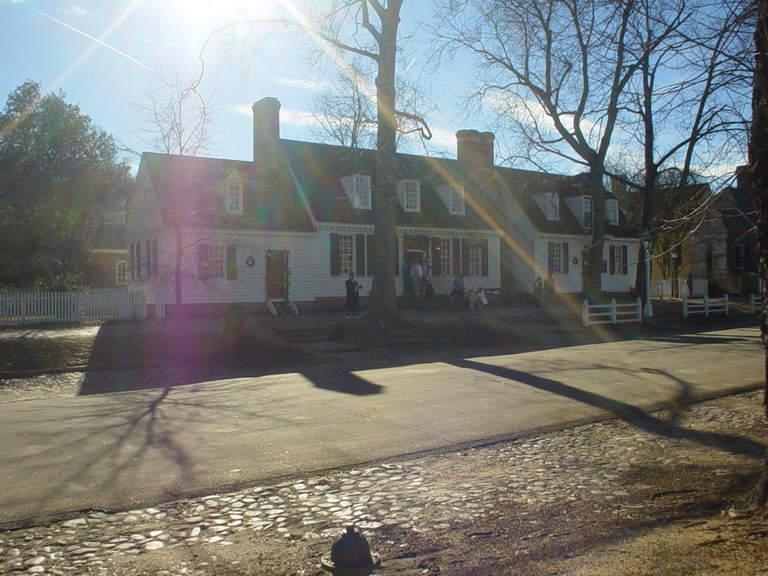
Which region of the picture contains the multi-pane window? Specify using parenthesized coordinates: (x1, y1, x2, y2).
(550, 242, 563, 273)
(609, 245, 628, 275)
(468, 244, 482, 276)
(208, 245, 226, 278)
(547, 241, 569, 275)
(606, 199, 619, 225)
(546, 193, 559, 221)
(228, 184, 243, 214)
(450, 186, 465, 215)
(116, 260, 127, 285)
(399, 180, 420, 212)
(353, 175, 371, 209)
(583, 196, 593, 227)
(439, 238, 452, 275)
(338, 234, 355, 275)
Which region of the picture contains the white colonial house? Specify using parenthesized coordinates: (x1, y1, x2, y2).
(127, 98, 505, 317)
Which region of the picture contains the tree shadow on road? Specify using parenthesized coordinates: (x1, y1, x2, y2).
(448, 357, 765, 460)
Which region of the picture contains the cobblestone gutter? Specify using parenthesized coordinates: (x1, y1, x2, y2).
(1, 390, 765, 575)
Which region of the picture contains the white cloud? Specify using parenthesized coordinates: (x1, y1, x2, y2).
(275, 77, 327, 91)
(233, 104, 322, 129)
(60, 5, 87, 16)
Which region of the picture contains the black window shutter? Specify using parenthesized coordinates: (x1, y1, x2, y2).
(198, 243, 210, 280)
(547, 242, 554, 275)
(609, 246, 616, 274)
(621, 245, 628, 274)
(366, 234, 375, 276)
(481, 239, 489, 276)
(130, 243, 135, 278)
(137, 243, 142, 277)
(431, 238, 442, 276)
(356, 234, 366, 276)
(146, 240, 151, 277)
(394, 236, 400, 277)
(152, 239, 158, 275)
(227, 244, 237, 280)
(461, 238, 469, 274)
(453, 237, 461, 275)
(330, 233, 340, 276)
(563, 242, 569, 274)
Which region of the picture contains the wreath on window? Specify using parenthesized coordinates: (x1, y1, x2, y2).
(246, 255, 256, 267)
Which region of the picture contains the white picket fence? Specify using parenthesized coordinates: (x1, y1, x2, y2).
(682, 295, 728, 318)
(582, 298, 643, 327)
(0, 290, 146, 327)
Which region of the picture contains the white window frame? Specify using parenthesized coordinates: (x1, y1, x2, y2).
(353, 175, 372, 209)
(606, 199, 619, 225)
(439, 238, 452, 275)
(116, 260, 128, 285)
(613, 244, 626, 275)
(468, 244, 482, 276)
(450, 186, 465, 215)
(209, 244, 226, 279)
(338, 234, 355, 275)
(227, 183, 243, 214)
(583, 196, 593, 227)
(546, 193, 560, 221)
(550, 242, 563, 273)
(398, 179, 421, 212)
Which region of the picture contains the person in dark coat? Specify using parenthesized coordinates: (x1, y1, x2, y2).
(345, 272, 362, 319)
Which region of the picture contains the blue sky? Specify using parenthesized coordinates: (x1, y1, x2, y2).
(0, 0, 472, 171)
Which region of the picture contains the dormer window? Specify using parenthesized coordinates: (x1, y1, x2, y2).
(606, 199, 619, 225)
(583, 196, 593, 227)
(545, 193, 559, 221)
(450, 186, 465, 215)
(398, 179, 421, 212)
(353, 175, 371, 209)
(340, 174, 373, 209)
(227, 183, 243, 214)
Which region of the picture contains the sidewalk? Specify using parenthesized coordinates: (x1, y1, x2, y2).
(0, 296, 758, 378)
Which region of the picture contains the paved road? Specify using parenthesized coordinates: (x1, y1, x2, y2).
(0, 326, 762, 526)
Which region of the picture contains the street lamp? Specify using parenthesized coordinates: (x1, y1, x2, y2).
(641, 229, 655, 317)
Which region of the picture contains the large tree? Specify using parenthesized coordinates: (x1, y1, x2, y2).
(436, 0, 666, 301)
(613, 0, 753, 303)
(299, 0, 412, 326)
(749, 0, 768, 510)
(0, 81, 130, 290)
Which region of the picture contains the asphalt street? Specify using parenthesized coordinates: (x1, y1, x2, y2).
(0, 325, 762, 527)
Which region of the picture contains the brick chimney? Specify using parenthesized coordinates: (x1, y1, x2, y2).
(456, 129, 495, 171)
(252, 97, 281, 164)
(735, 165, 750, 191)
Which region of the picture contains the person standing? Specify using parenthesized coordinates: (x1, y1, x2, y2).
(544, 273, 556, 306)
(410, 261, 424, 293)
(345, 272, 362, 319)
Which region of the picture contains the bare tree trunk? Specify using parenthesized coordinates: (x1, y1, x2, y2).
(584, 166, 607, 302)
(749, 0, 768, 510)
(368, 1, 403, 328)
(175, 225, 183, 307)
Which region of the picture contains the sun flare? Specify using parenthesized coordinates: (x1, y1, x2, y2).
(165, 0, 285, 32)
